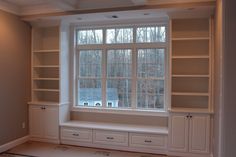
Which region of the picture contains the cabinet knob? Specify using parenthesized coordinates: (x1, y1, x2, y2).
(106, 137, 114, 140)
(144, 140, 152, 143)
(41, 106, 46, 110)
(72, 133, 79, 136)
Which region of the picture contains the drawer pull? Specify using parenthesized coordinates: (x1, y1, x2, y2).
(72, 133, 79, 136)
(144, 140, 152, 143)
(106, 137, 114, 140)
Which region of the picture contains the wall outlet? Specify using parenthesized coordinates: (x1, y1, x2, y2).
(22, 122, 25, 129)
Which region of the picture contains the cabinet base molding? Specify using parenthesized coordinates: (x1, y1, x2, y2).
(29, 137, 60, 144)
(167, 151, 212, 157)
(61, 139, 167, 155)
(0, 135, 29, 153)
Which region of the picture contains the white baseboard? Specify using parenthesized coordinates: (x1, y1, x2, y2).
(0, 135, 29, 153)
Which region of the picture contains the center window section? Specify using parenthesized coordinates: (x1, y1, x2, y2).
(107, 49, 132, 108)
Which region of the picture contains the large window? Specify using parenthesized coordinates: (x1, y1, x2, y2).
(74, 24, 167, 112)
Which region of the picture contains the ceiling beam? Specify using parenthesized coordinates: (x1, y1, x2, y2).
(46, 0, 76, 11)
(131, 0, 147, 5)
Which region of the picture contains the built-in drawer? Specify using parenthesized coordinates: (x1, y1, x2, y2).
(61, 127, 92, 143)
(129, 133, 167, 149)
(93, 130, 128, 146)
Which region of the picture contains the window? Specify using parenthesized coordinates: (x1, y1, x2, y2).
(74, 24, 167, 112)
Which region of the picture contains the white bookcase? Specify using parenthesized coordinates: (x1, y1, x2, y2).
(168, 18, 213, 157)
(29, 24, 70, 143)
(31, 26, 60, 103)
(170, 18, 213, 112)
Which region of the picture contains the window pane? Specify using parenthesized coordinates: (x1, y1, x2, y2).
(106, 28, 133, 44)
(77, 29, 103, 45)
(107, 49, 132, 77)
(79, 50, 102, 77)
(78, 79, 102, 107)
(107, 79, 131, 108)
(137, 80, 164, 109)
(138, 49, 165, 78)
(136, 26, 166, 43)
(137, 48, 165, 109)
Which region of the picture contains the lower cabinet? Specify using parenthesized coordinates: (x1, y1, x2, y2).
(61, 127, 92, 142)
(168, 113, 210, 155)
(129, 133, 167, 150)
(29, 105, 59, 142)
(93, 130, 128, 146)
(60, 125, 168, 154)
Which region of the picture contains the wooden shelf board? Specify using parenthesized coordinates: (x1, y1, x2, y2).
(172, 55, 209, 59)
(28, 101, 60, 106)
(33, 78, 59, 81)
(60, 121, 168, 135)
(33, 89, 59, 92)
(33, 65, 59, 68)
(172, 74, 209, 78)
(169, 108, 213, 114)
(172, 92, 209, 96)
(172, 37, 209, 41)
(33, 49, 60, 53)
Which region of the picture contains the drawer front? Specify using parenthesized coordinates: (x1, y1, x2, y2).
(61, 127, 92, 142)
(129, 133, 167, 149)
(93, 130, 128, 146)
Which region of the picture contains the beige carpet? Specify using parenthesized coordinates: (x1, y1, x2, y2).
(1, 141, 167, 157)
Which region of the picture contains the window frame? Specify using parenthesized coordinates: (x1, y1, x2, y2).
(71, 22, 170, 116)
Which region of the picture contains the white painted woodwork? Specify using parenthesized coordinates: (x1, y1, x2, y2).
(170, 18, 213, 113)
(129, 133, 167, 149)
(44, 106, 59, 140)
(29, 105, 44, 138)
(93, 130, 129, 146)
(60, 121, 168, 134)
(189, 114, 210, 154)
(60, 121, 168, 154)
(61, 127, 92, 143)
(29, 105, 59, 141)
(169, 114, 188, 152)
(169, 113, 210, 155)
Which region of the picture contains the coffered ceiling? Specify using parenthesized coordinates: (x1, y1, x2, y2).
(0, 0, 215, 22)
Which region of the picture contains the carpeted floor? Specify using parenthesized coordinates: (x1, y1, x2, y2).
(0, 141, 167, 157)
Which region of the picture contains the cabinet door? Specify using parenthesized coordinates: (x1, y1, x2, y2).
(189, 114, 210, 154)
(168, 113, 188, 152)
(43, 106, 59, 140)
(29, 106, 44, 138)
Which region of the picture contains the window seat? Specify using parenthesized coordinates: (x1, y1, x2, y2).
(60, 120, 168, 154)
(60, 120, 168, 134)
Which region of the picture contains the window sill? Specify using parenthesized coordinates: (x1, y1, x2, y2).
(71, 106, 169, 117)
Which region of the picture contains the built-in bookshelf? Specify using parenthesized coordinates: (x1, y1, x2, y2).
(31, 26, 60, 103)
(170, 18, 213, 112)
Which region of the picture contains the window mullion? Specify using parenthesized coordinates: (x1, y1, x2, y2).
(102, 28, 107, 108)
(131, 26, 137, 109)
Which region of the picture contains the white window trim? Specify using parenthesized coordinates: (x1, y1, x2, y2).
(70, 21, 170, 116)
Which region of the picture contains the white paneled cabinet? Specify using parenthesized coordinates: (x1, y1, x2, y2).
(29, 105, 59, 142)
(168, 113, 188, 152)
(189, 114, 210, 154)
(169, 113, 210, 154)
